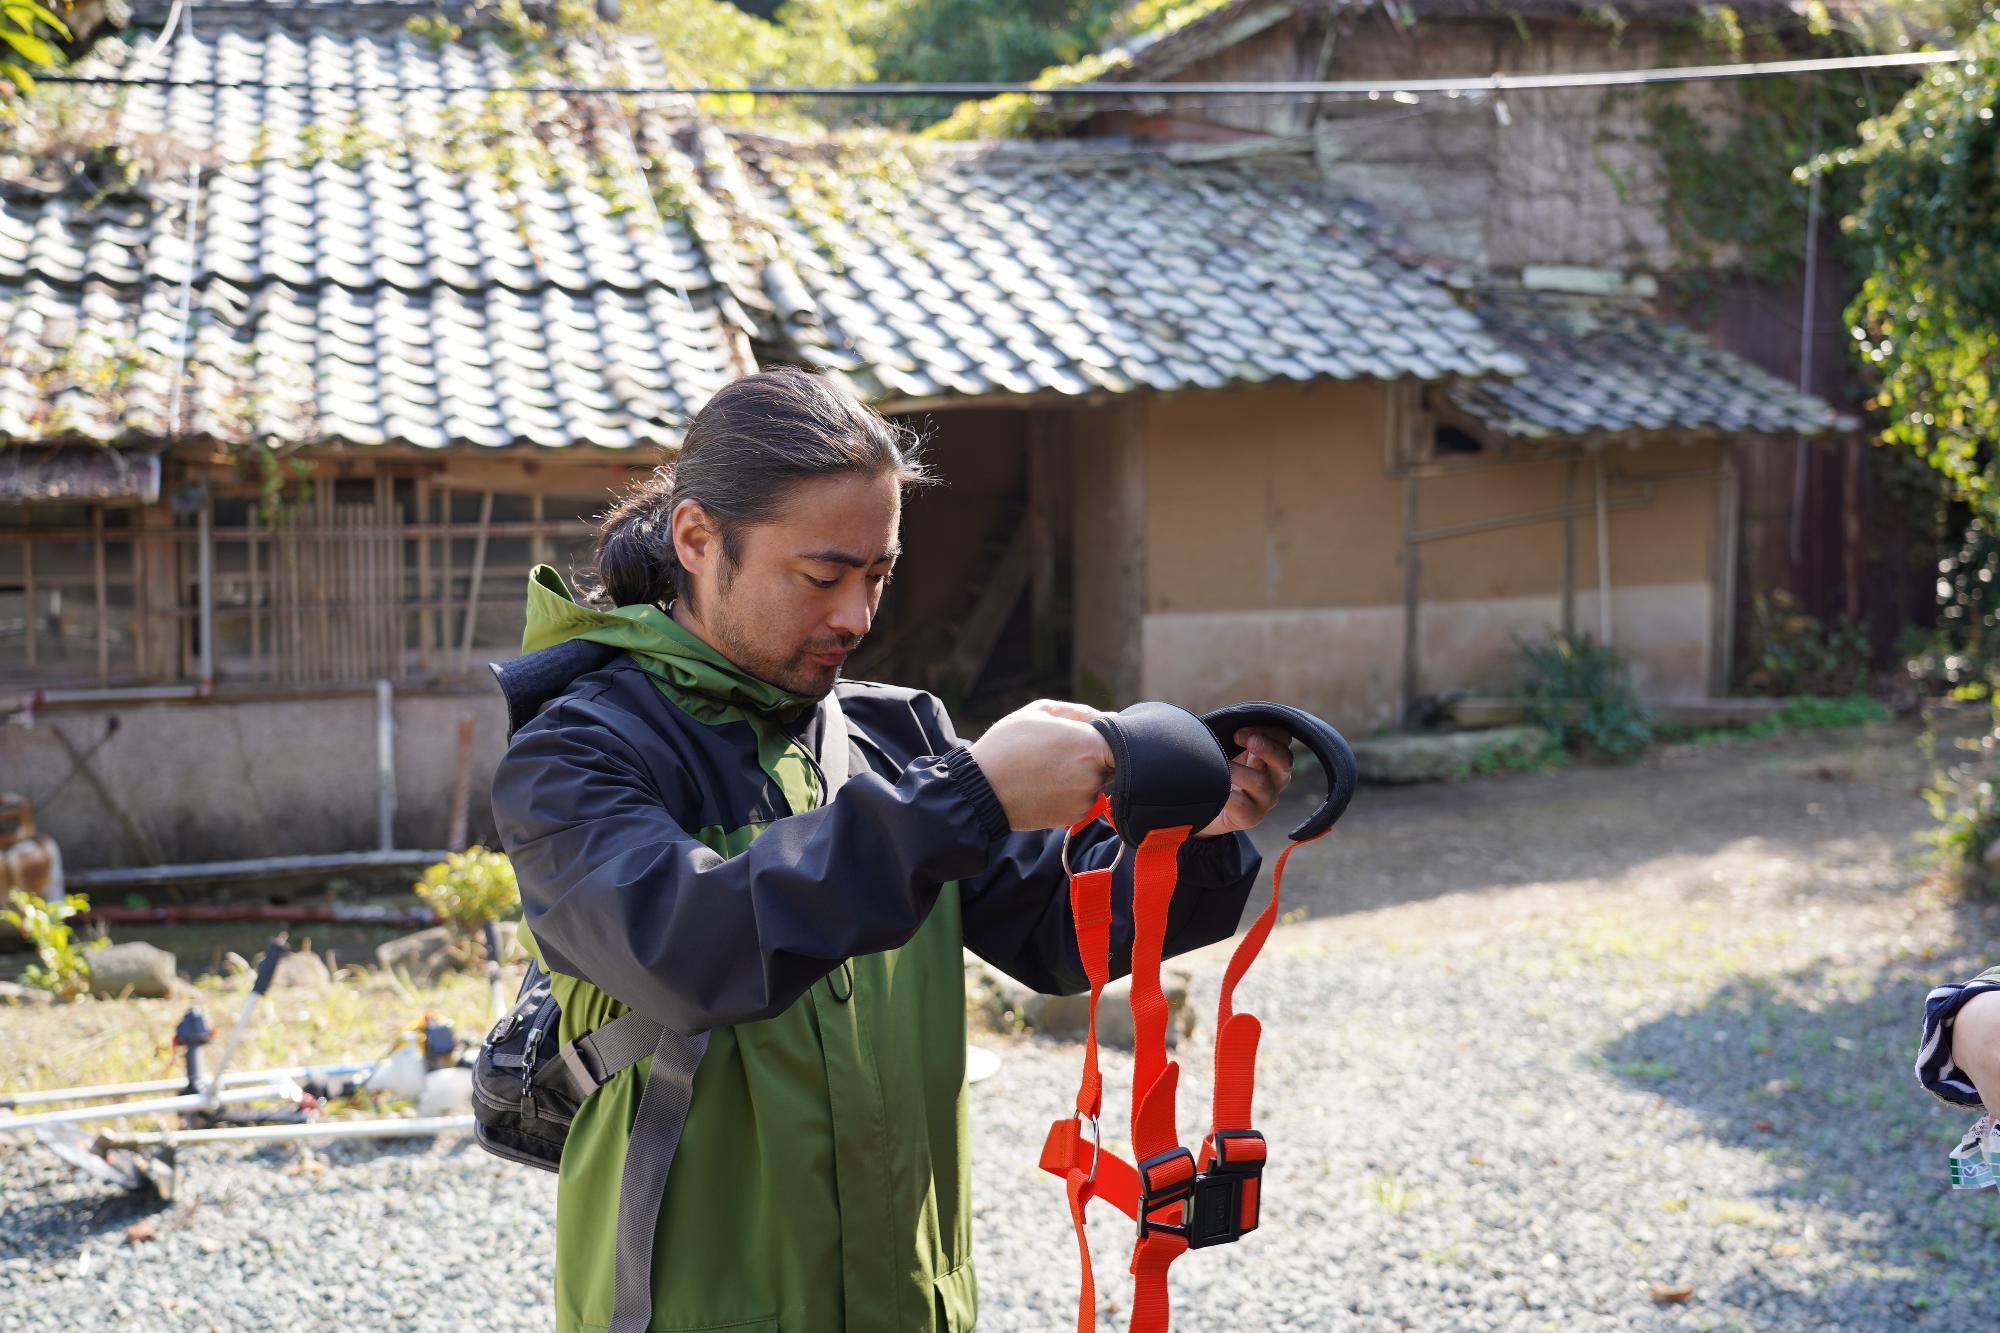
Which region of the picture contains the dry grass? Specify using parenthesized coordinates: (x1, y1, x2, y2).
(0, 961, 522, 1131)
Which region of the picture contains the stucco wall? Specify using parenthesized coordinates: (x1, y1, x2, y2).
(1104, 14, 1734, 271)
(1124, 381, 1723, 728)
(3, 689, 510, 870)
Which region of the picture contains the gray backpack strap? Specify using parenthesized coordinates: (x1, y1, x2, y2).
(607, 691, 848, 1333)
(536, 1007, 664, 1100)
(820, 689, 850, 794)
(608, 1026, 710, 1333)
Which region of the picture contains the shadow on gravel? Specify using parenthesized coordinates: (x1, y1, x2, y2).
(0, 1166, 170, 1265)
(1603, 901, 2000, 1324)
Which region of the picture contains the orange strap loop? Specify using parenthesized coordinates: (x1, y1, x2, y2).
(1040, 810, 1321, 1332)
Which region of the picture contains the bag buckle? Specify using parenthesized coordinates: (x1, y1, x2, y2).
(539, 1034, 608, 1100)
(1135, 1147, 1198, 1241)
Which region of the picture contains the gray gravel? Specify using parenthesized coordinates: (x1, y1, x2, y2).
(6, 721, 1997, 1331)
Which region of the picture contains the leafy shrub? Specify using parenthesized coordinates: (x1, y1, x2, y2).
(413, 848, 519, 932)
(1, 889, 105, 999)
(1516, 632, 1654, 759)
(1744, 588, 1872, 697)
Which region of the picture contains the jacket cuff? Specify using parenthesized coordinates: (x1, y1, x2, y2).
(939, 744, 1011, 843)
(1179, 829, 1258, 882)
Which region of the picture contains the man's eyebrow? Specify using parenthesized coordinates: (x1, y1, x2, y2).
(799, 545, 901, 569)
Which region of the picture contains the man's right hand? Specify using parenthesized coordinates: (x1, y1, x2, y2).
(968, 700, 1115, 831)
(1953, 990, 2000, 1110)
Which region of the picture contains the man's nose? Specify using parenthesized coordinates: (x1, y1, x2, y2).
(827, 580, 872, 639)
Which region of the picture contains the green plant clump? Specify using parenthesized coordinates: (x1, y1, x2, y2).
(1744, 588, 1873, 697)
(1516, 632, 1655, 759)
(414, 847, 520, 931)
(2, 889, 106, 999)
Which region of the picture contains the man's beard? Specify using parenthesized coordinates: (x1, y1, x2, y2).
(709, 599, 861, 699)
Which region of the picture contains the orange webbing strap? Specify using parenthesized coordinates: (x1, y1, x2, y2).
(1125, 827, 1195, 1333)
(1041, 797, 1116, 1333)
(1204, 830, 1323, 1160)
(1037, 813, 1214, 1333)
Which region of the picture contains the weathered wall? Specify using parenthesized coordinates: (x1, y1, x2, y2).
(3, 689, 510, 870)
(1128, 381, 1723, 728)
(1101, 14, 1732, 272)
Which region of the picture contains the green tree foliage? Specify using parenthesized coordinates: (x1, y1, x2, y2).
(2, 0, 69, 96)
(624, 0, 876, 88)
(863, 0, 1123, 85)
(1830, 11, 2000, 515)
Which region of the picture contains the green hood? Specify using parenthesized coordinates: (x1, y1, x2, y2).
(521, 565, 815, 726)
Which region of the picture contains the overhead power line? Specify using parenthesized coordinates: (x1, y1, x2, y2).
(36, 46, 1963, 99)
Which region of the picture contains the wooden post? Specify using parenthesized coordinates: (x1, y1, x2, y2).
(1400, 472, 1420, 720)
(439, 483, 453, 678)
(1114, 400, 1146, 706)
(21, 540, 35, 670)
(197, 490, 215, 690)
(92, 507, 109, 687)
(1843, 435, 1863, 624)
(1595, 456, 1612, 645)
(1027, 411, 1065, 685)
(246, 506, 262, 681)
(1561, 457, 1577, 640)
(457, 489, 494, 675)
(446, 714, 476, 853)
(415, 476, 433, 674)
(315, 481, 333, 685)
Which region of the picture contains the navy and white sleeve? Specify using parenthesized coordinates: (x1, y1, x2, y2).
(1916, 966, 2000, 1106)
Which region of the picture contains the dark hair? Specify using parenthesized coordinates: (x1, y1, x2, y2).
(590, 367, 933, 610)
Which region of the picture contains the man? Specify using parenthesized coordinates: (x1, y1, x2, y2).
(491, 367, 1293, 1332)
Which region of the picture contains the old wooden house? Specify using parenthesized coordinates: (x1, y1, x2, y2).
(1, 0, 1846, 874)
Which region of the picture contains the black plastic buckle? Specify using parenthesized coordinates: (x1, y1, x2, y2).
(1135, 1147, 1198, 1241)
(543, 1035, 608, 1100)
(1185, 1130, 1265, 1249)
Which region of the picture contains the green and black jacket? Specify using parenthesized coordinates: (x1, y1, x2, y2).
(489, 568, 1261, 1333)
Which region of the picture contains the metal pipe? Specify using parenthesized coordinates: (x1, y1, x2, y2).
(95, 1114, 475, 1148)
(0, 1063, 374, 1110)
(81, 902, 435, 928)
(376, 679, 396, 852)
(201, 938, 288, 1110)
(0, 1082, 298, 1132)
(70, 848, 452, 891)
(1596, 458, 1613, 644)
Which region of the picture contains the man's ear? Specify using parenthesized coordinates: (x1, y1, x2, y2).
(670, 499, 716, 580)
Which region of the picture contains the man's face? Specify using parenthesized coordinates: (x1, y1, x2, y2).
(676, 471, 902, 698)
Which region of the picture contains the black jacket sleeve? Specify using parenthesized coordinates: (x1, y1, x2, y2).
(491, 696, 1011, 1033)
(915, 697, 1264, 996)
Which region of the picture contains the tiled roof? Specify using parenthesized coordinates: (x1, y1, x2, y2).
(1446, 287, 1853, 443)
(0, 8, 748, 450)
(716, 135, 1527, 404)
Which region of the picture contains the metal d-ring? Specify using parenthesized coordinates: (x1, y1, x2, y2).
(1074, 1110, 1102, 1186)
(1060, 819, 1123, 881)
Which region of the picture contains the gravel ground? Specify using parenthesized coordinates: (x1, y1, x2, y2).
(6, 720, 1998, 1331)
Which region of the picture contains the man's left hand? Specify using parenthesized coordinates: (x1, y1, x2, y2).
(1195, 726, 1293, 838)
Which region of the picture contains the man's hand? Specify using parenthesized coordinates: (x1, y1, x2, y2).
(1194, 726, 1294, 838)
(1952, 990, 2000, 1110)
(969, 700, 1113, 831)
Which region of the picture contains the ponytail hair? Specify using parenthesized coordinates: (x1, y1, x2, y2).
(586, 367, 932, 610)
